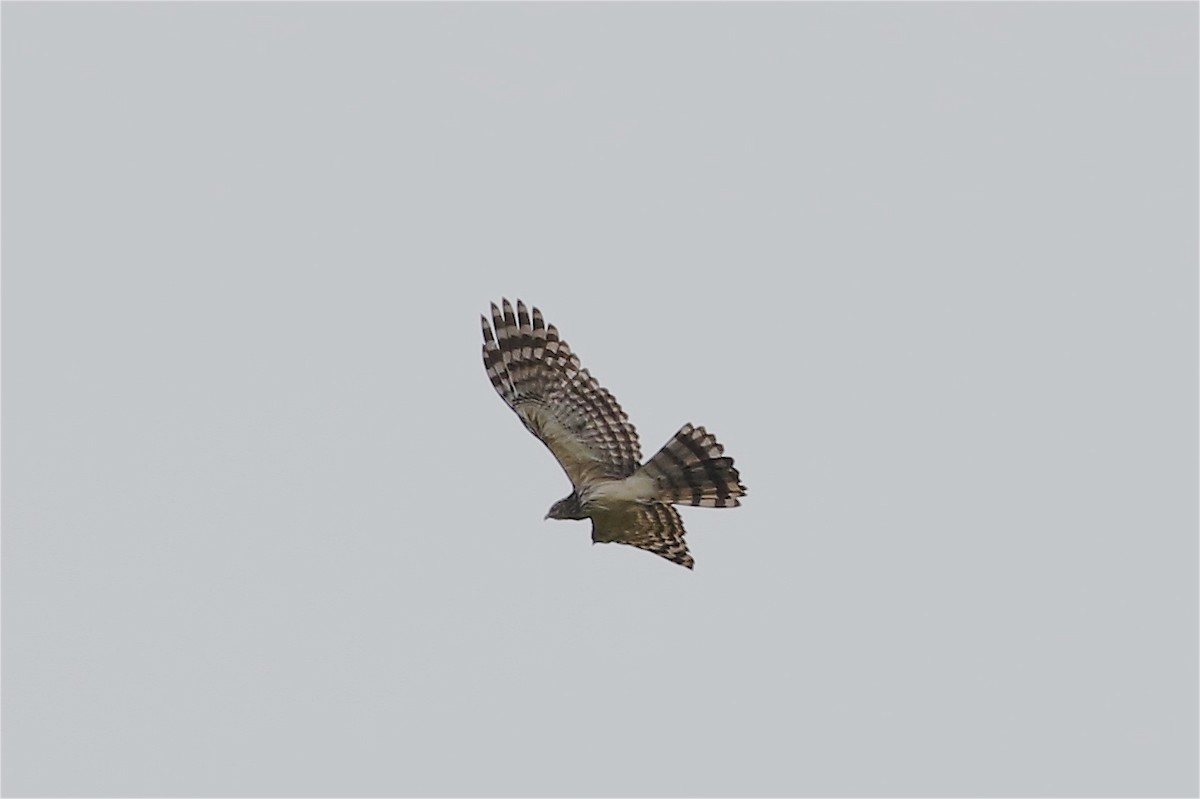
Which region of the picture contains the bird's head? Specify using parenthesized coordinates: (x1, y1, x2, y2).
(545, 493, 586, 520)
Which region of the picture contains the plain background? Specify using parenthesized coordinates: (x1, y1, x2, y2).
(3, 2, 1196, 797)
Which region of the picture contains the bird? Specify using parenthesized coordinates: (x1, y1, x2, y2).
(480, 299, 746, 569)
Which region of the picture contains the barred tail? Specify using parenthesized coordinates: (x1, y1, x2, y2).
(637, 424, 747, 508)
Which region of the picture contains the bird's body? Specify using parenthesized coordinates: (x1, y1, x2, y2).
(580, 472, 659, 512)
(481, 299, 746, 569)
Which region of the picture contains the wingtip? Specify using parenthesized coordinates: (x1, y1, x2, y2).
(481, 313, 497, 346)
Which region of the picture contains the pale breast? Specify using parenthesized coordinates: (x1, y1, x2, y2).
(581, 472, 658, 511)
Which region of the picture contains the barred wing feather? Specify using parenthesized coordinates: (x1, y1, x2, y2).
(591, 503, 694, 570)
(481, 299, 642, 490)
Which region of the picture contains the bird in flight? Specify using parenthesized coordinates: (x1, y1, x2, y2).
(481, 299, 746, 569)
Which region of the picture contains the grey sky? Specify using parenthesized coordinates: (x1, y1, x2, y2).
(3, 2, 1197, 796)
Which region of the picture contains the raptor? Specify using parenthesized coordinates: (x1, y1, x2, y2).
(481, 299, 746, 569)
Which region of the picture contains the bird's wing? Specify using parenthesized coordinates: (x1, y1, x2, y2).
(591, 503, 694, 570)
(482, 299, 642, 490)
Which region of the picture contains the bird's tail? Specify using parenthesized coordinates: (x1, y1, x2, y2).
(636, 424, 747, 508)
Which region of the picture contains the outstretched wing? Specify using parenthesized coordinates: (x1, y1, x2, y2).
(481, 299, 642, 489)
(591, 503, 694, 570)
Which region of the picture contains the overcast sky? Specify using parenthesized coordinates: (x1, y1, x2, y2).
(3, 3, 1196, 797)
